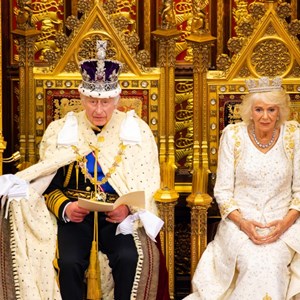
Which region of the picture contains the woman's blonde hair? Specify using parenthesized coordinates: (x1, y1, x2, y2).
(239, 90, 290, 127)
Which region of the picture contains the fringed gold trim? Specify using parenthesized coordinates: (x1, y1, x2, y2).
(9, 209, 21, 300)
(130, 222, 144, 300)
(133, 227, 159, 300)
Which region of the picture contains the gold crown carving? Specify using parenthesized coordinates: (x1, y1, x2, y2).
(245, 77, 282, 93)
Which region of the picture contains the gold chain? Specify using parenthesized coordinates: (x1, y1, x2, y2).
(72, 143, 127, 186)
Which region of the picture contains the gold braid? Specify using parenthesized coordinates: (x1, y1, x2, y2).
(63, 162, 75, 188)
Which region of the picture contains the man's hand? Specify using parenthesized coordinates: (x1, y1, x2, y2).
(65, 201, 90, 223)
(105, 205, 130, 224)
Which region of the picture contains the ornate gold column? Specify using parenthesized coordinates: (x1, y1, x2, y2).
(152, 1, 181, 297)
(12, 4, 40, 165)
(185, 0, 216, 277)
(0, 0, 6, 175)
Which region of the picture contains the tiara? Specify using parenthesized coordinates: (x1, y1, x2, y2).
(78, 40, 123, 98)
(245, 77, 282, 93)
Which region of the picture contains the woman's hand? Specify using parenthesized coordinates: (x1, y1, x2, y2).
(105, 204, 130, 224)
(239, 218, 269, 245)
(257, 219, 287, 244)
(240, 209, 300, 244)
(228, 210, 274, 245)
(261, 209, 300, 244)
(65, 201, 90, 223)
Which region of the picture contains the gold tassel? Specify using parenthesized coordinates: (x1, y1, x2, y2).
(86, 149, 101, 299)
(86, 212, 102, 300)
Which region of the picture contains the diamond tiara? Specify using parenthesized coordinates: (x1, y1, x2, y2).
(245, 77, 282, 93)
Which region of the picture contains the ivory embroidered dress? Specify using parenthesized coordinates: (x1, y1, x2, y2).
(184, 121, 300, 300)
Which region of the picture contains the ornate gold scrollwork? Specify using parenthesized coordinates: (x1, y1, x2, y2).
(250, 38, 291, 77)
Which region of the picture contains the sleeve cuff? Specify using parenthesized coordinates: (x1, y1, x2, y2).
(218, 198, 239, 219)
(44, 189, 71, 221)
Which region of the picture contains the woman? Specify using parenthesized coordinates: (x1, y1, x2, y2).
(184, 77, 300, 300)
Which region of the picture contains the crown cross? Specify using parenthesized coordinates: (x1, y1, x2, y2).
(97, 40, 107, 60)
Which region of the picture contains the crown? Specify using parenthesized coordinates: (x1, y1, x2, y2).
(245, 77, 282, 93)
(78, 40, 123, 98)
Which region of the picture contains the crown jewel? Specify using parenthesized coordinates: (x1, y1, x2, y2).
(245, 77, 282, 93)
(78, 40, 122, 98)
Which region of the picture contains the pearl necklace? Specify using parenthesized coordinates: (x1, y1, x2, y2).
(251, 126, 276, 149)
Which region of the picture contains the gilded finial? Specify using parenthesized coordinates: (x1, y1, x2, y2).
(263, 293, 272, 300)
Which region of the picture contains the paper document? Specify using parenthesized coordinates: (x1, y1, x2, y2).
(78, 190, 145, 212)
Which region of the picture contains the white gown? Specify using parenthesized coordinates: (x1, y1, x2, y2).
(184, 121, 300, 300)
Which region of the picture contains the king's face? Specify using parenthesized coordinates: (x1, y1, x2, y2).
(81, 95, 117, 126)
